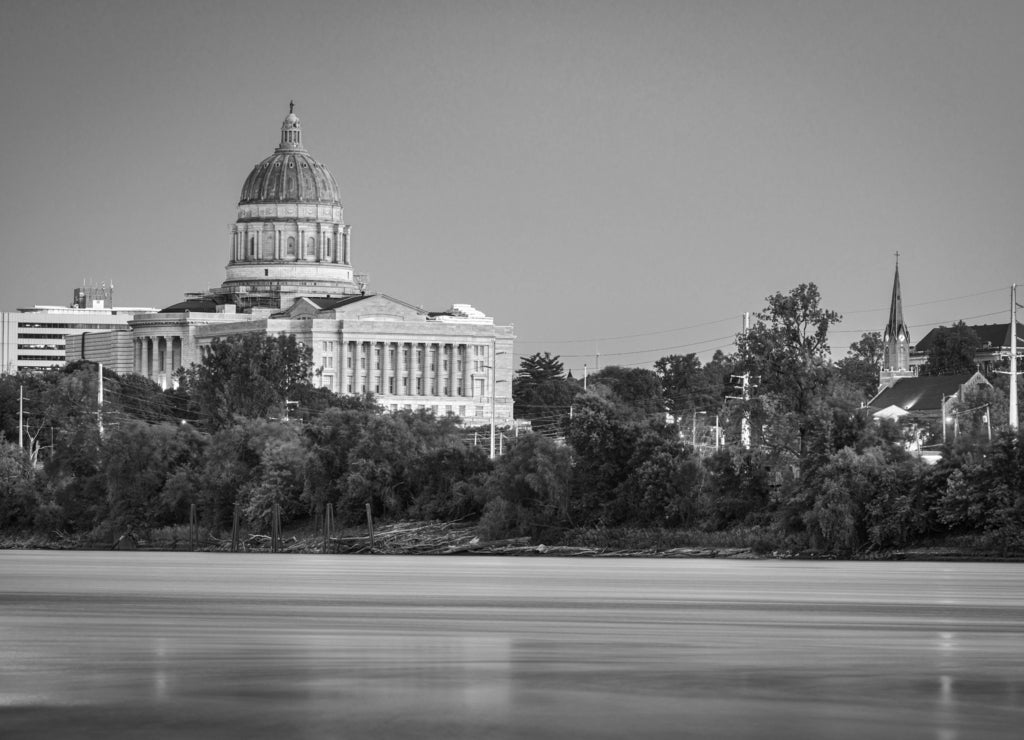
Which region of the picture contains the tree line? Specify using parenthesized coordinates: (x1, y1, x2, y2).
(1, 284, 1021, 555)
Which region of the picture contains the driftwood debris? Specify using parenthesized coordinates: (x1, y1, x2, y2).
(202, 519, 755, 558)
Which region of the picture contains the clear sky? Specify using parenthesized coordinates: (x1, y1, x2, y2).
(2, 0, 1022, 376)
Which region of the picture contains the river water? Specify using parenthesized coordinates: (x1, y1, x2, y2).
(1, 552, 1022, 739)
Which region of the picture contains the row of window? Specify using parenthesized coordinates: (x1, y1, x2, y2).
(342, 355, 463, 372)
(18, 355, 64, 362)
(17, 322, 117, 329)
(320, 343, 490, 372)
(381, 403, 486, 418)
(342, 377, 465, 395)
(18, 344, 62, 350)
(244, 235, 343, 260)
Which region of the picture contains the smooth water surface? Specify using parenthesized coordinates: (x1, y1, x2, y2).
(1, 552, 1022, 739)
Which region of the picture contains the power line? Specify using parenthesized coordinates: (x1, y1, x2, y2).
(557, 334, 736, 360)
(517, 316, 738, 345)
(515, 284, 1013, 351)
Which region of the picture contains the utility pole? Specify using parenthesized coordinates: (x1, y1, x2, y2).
(490, 339, 499, 459)
(996, 284, 1020, 433)
(97, 363, 104, 438)
(1011, 283, 1019, 432)
(739, 312, 751, 449)
(691, 410, 706, 451)
(941, 395, 947, 444)
(19, 385, 24, 450)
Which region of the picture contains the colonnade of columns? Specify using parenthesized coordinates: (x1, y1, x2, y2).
(230, 223, 351, 264)
(339, 339, 478, 399)
(133, 336, 183, 385)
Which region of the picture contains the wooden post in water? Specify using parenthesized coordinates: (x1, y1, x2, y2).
(323, 502, 334, 554)
(189, 503, 198, 551)
(365, 502, 374, 552)
(271, 503, 282, 553)
(231, 505, 240, 553)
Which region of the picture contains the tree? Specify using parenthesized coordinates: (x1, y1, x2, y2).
(301, 400, 382, 515)
(655, 351, 734, 418)
(0, 443, 41, 529)
(512, 352, 580, 433)
(178, 333, 315, 429)
(341, 414, 419, 518)
(102, 421, 204, 535)
(736, 283, 841, 458)
(477, 434, 573, 540)
(836, 332, 883, 399)
(920, 322, 981, 376)
(589, 365, 665, 417)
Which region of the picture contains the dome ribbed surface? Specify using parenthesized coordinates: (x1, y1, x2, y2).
(238, 107, 342, 206)
(239, 151, 341, 205)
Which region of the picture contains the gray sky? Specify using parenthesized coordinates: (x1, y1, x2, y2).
(2, 0, 1022, 375)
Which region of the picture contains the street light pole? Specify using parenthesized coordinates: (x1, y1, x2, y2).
(490, 355, 496, 460)
(487, 343, 507, 460)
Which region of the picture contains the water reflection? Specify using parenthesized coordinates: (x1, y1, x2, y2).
(1, 553, 1023, 739)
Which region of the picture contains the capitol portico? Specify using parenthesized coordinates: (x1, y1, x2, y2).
(74, 106, 515, 425)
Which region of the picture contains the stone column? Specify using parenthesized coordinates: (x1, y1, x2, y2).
(402, 342, 410, 397)
(339, 340, 348, 394)
(378, 341, 389, 399)
(353, 340, 363, 394)
(417, 342, 425, 395)
(447, 344, 456, 397)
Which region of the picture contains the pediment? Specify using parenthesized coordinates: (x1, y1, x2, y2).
(335, 294, 426, 321)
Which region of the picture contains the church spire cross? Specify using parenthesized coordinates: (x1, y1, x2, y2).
(881, 255, 911, 374)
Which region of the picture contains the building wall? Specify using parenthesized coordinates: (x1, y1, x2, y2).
(1, 307, 155, 374)
(65, 330, 136, 375)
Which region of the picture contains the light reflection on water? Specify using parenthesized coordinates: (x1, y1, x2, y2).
(1, 552, 1023, 739)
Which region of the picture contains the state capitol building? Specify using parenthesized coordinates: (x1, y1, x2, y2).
(70, 106, 515, 425)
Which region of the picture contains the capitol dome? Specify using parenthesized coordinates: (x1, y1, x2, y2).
(239, 107, 342, 206)
(222, 105, 357, 306)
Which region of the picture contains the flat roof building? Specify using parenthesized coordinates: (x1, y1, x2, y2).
(1, 286, 157, 374)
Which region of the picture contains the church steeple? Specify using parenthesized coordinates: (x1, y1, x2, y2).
(880, 254, 914, 389)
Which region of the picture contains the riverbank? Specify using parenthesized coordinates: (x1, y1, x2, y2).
(3, 520, 1022, 561)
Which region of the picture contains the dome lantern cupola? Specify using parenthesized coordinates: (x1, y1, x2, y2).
(278, 100, 304, 151)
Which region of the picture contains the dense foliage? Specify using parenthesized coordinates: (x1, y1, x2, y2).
(1, 289, 1022, 556)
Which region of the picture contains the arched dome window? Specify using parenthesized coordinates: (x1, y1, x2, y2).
(249, 237, 255, 257)
(306, 237, 315, 256)
(287, 236, 296, 256)
(325, 237, 332, 258)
